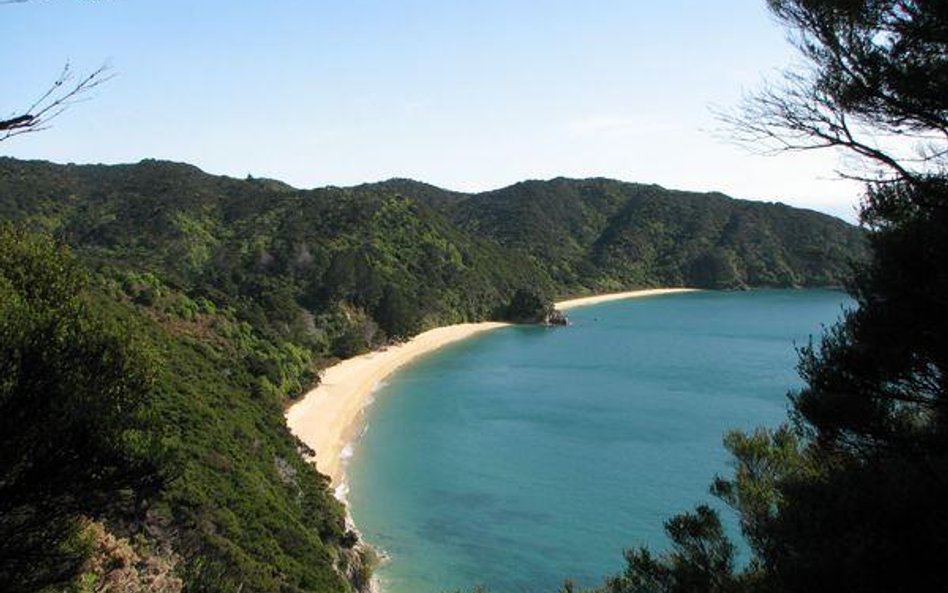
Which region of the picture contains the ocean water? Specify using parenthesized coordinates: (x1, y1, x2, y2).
(347, 290, 852, 593)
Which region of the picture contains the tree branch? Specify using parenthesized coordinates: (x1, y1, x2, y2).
(716, 70, 925, 183)
(1, 63, 112, 142)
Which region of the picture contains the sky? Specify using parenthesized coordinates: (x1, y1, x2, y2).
(2, 0, 864, 221)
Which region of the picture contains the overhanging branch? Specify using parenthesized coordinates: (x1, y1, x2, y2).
(1, 63, 112, 142)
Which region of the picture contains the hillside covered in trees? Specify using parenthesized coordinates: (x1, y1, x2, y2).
(0, 225, 359, 593)
(367, 176, 865, 291)
(1, 158, 864, 322)
(0, 156, 865, 592)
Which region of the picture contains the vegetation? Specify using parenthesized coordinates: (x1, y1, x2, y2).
(0, 225, 160, 591)
(0, 159, 560, 377)
(0, 224, 356, 592)
(0, 160, 864, 344)
(378, 177, 866, 291)
(502, 288, 556, 324)
(578, 2, 948, 593)
(0, 117, 866, 589)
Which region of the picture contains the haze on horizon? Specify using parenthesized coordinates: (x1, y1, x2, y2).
(2, 0, 863, 222)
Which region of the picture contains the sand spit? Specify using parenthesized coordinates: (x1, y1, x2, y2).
(556, 287, 699, 310)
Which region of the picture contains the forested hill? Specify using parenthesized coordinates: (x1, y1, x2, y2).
(0, 158, 865, 384)
(0, 156, 866, 385)
(0, 157, 866, 366)
(3, 159, 864, 292)
(372, 176, 866, 290)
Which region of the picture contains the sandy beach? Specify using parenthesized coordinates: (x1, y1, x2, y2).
(286, 322, 510, 488)
(556, 287, 698, 310)
(285, 287, 696, 489)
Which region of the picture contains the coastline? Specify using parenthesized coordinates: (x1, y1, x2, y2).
(285, 321, 510, 489)
(285, 287, 697, 491)
(283, 287, 698, 590)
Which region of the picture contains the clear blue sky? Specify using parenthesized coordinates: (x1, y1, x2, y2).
(3, 0, 861, 220)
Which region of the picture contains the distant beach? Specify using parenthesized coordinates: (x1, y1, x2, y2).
(556, 287, 698, 310)
(285, 288, 696, 490)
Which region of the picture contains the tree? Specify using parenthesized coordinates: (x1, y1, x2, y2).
(600, 506, 739, 593)
(596, 3, 948, 593)
(0, 225, 161, 592)
(374, 284, 419, 341)
(504, 288, 555, 324)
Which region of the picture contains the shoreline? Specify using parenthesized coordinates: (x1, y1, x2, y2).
(284, 288, 697, 591)
(285, 322, 510, 488)
(285, 287, 697, 490)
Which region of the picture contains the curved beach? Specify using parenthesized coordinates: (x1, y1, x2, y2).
(285, 288, 696, 488)
(286, 322, 510, 487)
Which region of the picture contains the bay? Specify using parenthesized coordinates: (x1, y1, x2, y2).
(347, 290, 852, 593)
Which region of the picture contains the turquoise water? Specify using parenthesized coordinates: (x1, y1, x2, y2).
(347, 290, 851, 593)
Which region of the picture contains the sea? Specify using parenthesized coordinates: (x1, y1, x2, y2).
(346, 289, 853, 593)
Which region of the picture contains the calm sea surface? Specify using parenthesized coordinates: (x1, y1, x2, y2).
(347, 290, 852, 593)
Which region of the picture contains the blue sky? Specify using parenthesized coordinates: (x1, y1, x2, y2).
(3, 0, 861, 220)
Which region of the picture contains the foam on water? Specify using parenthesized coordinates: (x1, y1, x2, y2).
(333, 481, 349, 502)
(340, 442, 355, 460)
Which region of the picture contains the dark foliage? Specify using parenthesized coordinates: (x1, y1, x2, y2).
(773, 177, 948, 592)
(601, 506, 739, 593)
(448, 179, 864, 290)
(0, 225, 160, 591)
(584, 2, 948, 593)
(503, 288, 555, 324)
(0, 224, 355, 592)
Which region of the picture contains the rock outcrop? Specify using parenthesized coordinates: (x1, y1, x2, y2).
(544, 309, 569, 326)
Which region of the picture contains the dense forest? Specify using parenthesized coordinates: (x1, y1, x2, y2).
(367, 176, 864, 290)
(0, 225, 358, 593)
(0, 156, 865, 592)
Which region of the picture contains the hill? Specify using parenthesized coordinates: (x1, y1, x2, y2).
(444, 177, 864, 291)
